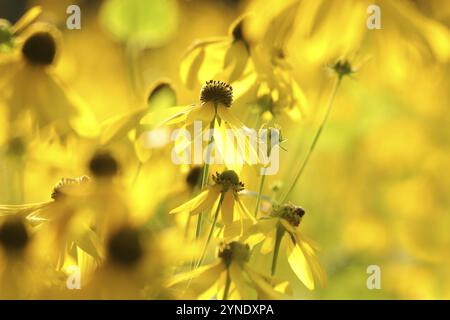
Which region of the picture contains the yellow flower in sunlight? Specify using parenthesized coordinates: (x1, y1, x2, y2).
(0, 23, 98, 140)
(233, 1, 308, 122)
(142, 80, 259, 167)
(170, 170, 255, 232)
(168, 241, 289, 300)
(83, 226, 167, 299)
(245, 203, 326, 290)
(180, 16, 250, 87)
(101, 80, 177, 162)
(0, 175, 102, 267)
(0, 218, 46, 298)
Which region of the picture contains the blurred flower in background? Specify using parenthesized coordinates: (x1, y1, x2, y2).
(0, 0, 448, 300)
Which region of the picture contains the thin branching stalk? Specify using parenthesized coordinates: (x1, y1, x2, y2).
(223, 269, 231, 300)
(195, 117, 216, 239)
(196, 192, 225, 269)
(254, 167, 267, 217)
(281, 77, 342, 202)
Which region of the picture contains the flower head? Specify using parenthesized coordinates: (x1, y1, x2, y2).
(0, 219, 29, 254)
(89, 151, 120, 178)
(170, 170, 253, 228)
(218, 241, 250, 267)
(200, 80, 233, 108)
(168, 241, 289, 300)
(22, 31, 56, 66)
(243, 202, 325, 290)
(107, 227, 143, 268)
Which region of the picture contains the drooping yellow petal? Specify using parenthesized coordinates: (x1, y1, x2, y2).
(170, 187, 219, 216)
(218, 107, 259, 165)
(73, 226, 103, 263)
(224, 40, 249, 83)
(236, 198, 257, 223)
(185, 103, 215, 126)
(285, 233, 315, 290)
(261, 229, 276, 255)
(296, 232, 327, 287)
(220, 191, 235, 226)
(0, 201, 53, 218)
(180, 45, 206, 90)
(169, 189, 209, 215)
(11, 6, 42, 34)
(167, 261, 225, 295)
(244, 218, 278, 247)
(140, 105, 196, 126)
(229, 261, 254, 300)
(243, 265, 288, 300)
(100, 108, 147, 144)
(223, 219, 254, 241)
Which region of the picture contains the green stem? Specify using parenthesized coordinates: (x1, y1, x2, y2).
(196, 192, 224, 269)
(254, 167, 267, 217)
(223, 269, 231, 300)
(195, 118, 216, 239)
(271, 223, 284, 276)
(281, 77, 342, 202)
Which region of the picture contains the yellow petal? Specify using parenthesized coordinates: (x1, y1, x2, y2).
(285, 234, 315, 290)
(180, 46, 206, 90)
(140, 105, 196, 126)
(220, 191, 235, 226)
(224, 41, 249, 83)
(244, 265, 288, 300)
(167, 261, 224, 295)
(0, 201, 53, 218)
(169, 189, 209, 215)
(261, 229, 276, 255)
(11, 6, 42, 34)
(100, 108, 147, 144)
(218, 107, 259, 164)
(229, 262, 253, 299)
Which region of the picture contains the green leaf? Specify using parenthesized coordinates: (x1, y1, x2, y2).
(99, 0, 178, 47)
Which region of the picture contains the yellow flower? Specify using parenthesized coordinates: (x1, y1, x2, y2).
(168, 241, 289, 300)
(0, 23, 98, 141)
(180, 16, 250, 87)
(246, 203, 326, 290)
(170, 170, 254, 232)
(0, 175, 102, 268)
(0, 218, 46, 298)
(142, 80, 259, 169)
(83, 226, 167, 299)
(233, 1, 308, 122)
(101, 80, 176, 162)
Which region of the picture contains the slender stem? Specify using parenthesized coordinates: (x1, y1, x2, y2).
(271, 223, 284, 276)
(281, 77, 342, 202)
(254, 167, 267, 217)
(195, 118, 216, 239)
(131, 162, 143, 187)
(196, 192, 224, 269)
(223, 269, 231, 300)
(184, 212, 192, 239)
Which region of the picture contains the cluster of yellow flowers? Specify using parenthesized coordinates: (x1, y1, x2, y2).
(0, 0, 449, 300)
(0, 4, 329, 300)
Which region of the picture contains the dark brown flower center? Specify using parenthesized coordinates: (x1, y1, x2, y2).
(0, 220, 29, 252)
(22, 32, 56, 66)
(218, 241, 250, 266)
(89, 151, 119, 178)
(107, 228, 143, 267)
(200, 80, 233, 108)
